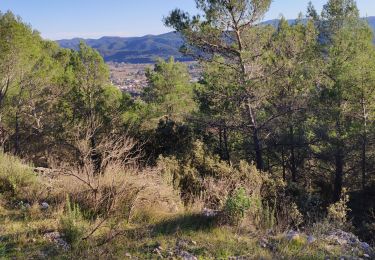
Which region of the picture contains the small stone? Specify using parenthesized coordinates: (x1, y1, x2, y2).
(307, 235, 316, 244)
(179, 250, 197, 260)
(125, 252, 131, 258)
(260, 238, 268, 248)
(191, 240, 197, 246)
(202, 208, 219, 217)
(176, 239, 189, 248)
(40, 202, 49, 210)
(43, 232, 70, 251)
(361, 242, 370, 250)
(363, 254, 370, 258)
(153, 248, 162, 255)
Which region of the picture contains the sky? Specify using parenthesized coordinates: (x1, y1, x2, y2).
(1, 0, 374, 40)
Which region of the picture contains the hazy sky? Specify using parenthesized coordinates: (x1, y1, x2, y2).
(1, 0, 374, 40)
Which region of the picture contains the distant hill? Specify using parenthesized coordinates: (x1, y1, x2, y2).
(57, 17, 375, 64)
(57, 32, 190, 63)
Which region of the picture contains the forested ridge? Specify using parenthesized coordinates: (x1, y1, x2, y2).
(1, 0, 375, 259)
(56, 17, 375, 64)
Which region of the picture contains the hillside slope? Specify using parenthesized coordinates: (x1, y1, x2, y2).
(58, 32, 189, 63)
(57, 17, 375, 64)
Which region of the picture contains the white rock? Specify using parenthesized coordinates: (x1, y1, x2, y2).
(361, 242, 370, 250)
(41, 202, 49, 210)
(43, 232, 70, 251)
(307, 235, 316, 244)
(202, 208, 219, 217)
(179, 250, 197, 260)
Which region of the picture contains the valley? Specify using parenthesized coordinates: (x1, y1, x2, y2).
(1, 1, 375, 259)
(108, 61, 202, 95)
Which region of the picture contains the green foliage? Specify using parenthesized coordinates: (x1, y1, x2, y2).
(157, 140, 288, 231)
(158, 140, 234, 204)
(0, 152, 42, 203)
(153, 118, 194, 158)
(327, 188, 351, 228)
(286, 202, 304, 228)
(224, 187, 251, 225)
(59, 195, 86, 247)
(141, 58, 197, 129)
(2, 0, 375, 256)
(65, 42, 114, 124)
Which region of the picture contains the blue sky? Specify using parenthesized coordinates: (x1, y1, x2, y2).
(1, 0, 374, 40)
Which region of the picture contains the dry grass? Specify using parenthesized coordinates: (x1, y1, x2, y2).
(0, 152, 49, 204)
(0, 151, 368, 259)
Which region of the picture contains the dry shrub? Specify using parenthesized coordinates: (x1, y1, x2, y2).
(201, 161, 265, 210)
(157, 141, 277, 206)
(50, 126, 183, 237)
(54, 166, 182, 218)
(46, 125, 183, 243)
(50, 120, 143, 214)
(276, 200, 304, 231)
(123, 168, 183, 224)
(157, 141, 289, 229)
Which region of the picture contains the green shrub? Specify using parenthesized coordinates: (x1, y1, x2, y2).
(260, 200, 276, 229)
(157, 141, 288, 231)
(59, 195, 86, 247)
(0, 152, 43, 203)
(285, 202, 304, 229)
(327, 188, 350, 228)
(224, 187, 251, 225)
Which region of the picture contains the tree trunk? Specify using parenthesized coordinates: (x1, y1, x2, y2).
(219, 127, 223, 159)
(223, 124, 231, 164)
(90, 136, 102, 175)
(281, 145, 286, 181)
(14, 112, 20, 155)
(245, 101, 263, 171)
(361, 95, 367, 190)
(252, 127, 263, 171)
(333, 105, 344, 202)
(361, 137, 366, 190)
(333, 145, 344, 202)
(233, 27, 264, 170)
(289, 126, 297, 182)
(0, 77, 10, 111)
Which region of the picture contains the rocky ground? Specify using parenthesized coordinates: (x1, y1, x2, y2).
(39, 217, 374, 259)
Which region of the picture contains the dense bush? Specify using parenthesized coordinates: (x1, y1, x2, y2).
(0, 152, 44, 203)
(157, 141, 297, 230)
(327, 188, 351, 229)
(224, 187, 251, 225)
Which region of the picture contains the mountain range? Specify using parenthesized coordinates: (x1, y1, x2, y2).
(57, 17, 375, 64)
(57, 32, 188, 63)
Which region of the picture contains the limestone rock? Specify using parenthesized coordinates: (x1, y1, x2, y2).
(44, 232, 70, 251)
